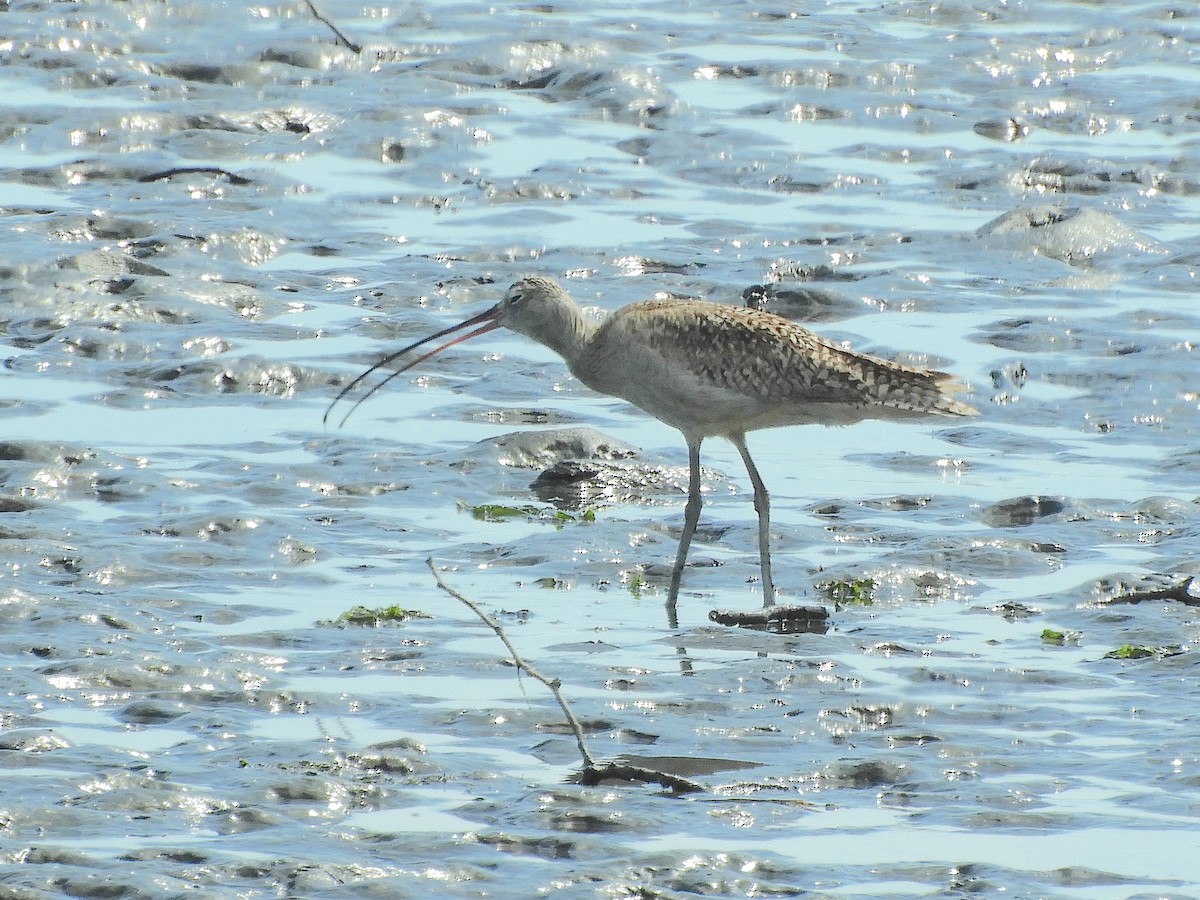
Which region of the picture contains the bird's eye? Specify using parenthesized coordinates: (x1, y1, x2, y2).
(507, 290, 524, 306)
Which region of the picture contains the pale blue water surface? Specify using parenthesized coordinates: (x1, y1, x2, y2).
(2, 1, 1199, 897)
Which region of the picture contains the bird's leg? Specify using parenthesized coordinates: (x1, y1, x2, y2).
(730, 433, 775, 607)
(666, 437, 703, 626)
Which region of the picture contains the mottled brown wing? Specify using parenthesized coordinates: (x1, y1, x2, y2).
(634, 301, 973, 417)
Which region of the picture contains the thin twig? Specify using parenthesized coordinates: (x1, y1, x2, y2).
(426, 557, 595, 768)
(304, 0, 363, 53)
(426, 558, 706, 793)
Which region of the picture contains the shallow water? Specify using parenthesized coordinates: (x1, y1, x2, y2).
(3, 1, 1200, 897)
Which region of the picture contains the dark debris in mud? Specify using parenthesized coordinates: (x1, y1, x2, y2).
(708, 604, 830, 634)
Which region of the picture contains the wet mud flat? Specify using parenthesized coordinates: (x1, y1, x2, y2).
(2, 1, 1200, 898)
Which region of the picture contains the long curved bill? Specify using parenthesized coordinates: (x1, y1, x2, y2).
(324, 304, 503, 427)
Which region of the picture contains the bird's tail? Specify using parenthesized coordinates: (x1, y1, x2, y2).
(930, 372, 977, 417)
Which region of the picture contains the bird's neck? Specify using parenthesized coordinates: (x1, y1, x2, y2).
(535, 309, 597, 372)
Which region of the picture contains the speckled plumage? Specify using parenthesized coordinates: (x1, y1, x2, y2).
(575, 296, 974, 436)
(495, 277, 974, 439)
(328, 275, 976, 620)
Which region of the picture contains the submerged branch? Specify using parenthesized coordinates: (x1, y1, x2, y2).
(426, 558, 704, 794)
(576, 762, 705, 794)
(137, 166, 251, 185)
(709, 603, 830, 633)
(1104, 575, 1198, 606)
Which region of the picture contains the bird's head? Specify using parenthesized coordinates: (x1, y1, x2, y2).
(495, 277, 581, 346)
(324, 276, 586, 426)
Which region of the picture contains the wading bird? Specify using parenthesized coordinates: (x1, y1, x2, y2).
(326, 276, 975, 620)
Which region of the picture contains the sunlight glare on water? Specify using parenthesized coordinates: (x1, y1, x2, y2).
(1, 0, 1198, 897)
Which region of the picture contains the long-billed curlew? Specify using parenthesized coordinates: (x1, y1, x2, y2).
(326, 276, 976, 618)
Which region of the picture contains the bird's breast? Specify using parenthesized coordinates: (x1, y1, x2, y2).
(572, 336, 818, 437)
